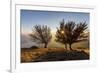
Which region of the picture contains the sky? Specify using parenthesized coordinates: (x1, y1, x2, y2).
(20, 9, 90, 48)
(21, 9, 90, 34)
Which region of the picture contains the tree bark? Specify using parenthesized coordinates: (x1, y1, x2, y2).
(69, 44, 73, 50)
(44, 43, 47, 48)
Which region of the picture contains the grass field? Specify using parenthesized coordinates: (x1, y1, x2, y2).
(21, 45, 89, 63)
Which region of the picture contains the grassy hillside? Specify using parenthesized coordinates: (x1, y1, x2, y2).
(21, 47, 89, 63)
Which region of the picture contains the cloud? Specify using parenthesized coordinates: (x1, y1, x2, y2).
(21, 34, 36, 48)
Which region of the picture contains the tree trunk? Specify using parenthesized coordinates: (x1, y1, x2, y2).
(69, 44, 73, 50)
(44, 43, 47, 48)
(65, 44, 67, 50)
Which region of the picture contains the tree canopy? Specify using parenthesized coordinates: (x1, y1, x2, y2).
(55, 19, 88, 50)
(30, 25, 52, 48)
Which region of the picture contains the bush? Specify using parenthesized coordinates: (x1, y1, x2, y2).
(30, 46, 39, 49)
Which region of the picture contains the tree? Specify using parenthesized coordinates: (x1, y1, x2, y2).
(30, 25, 52, 48)
(55, 19, 88, 50)
(65, 21, 87, 50)
(55, 19, 68, 50)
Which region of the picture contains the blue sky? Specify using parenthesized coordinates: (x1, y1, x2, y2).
(21, 9, 89, 34)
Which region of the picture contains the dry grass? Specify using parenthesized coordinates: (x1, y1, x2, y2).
(21, 48, 89, 63)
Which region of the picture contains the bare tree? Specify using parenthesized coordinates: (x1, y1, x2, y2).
(55, 19, 88, 50)
(55, 19, 68, 50)
(30, 25, 52, 48)
(66, 22, 87, 50)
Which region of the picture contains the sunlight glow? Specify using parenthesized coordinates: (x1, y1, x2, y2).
(61, 30, 64, 34)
